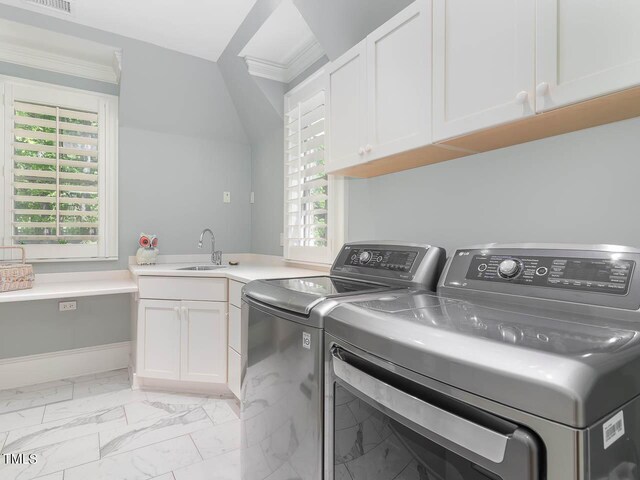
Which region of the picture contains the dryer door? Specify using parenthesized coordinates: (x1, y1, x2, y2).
(326, 343, 543, 480)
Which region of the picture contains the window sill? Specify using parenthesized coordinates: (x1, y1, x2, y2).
(283, 258, 331, 272)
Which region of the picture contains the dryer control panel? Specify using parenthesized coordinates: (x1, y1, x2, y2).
(466, 254, 634, 295)
(440, 245, 640, 311)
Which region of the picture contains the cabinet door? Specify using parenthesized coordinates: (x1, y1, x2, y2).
(325, 41, 367, 172)
(228, 280, 244, 308)
(228, 304, 241, 353)
(228, 347, 241, 399)
(180, 301, 227, 383)
(432, 0, 536, 141)
(536, 0, 640, 111)
(366, 0, 431, 160)
(137, 299, 181, 380)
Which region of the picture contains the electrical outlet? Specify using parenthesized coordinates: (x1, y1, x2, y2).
(59, 300, 77, 312)
(223, 192, 231, 203)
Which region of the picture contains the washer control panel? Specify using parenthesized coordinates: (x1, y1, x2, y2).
(466, 254, 634, 295)
(331, 242, 446, 287)
(344, 248, 418, 272)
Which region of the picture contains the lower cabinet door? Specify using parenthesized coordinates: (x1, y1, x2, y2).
(228, 305, 242, 353)
(137, 299, 182, 380)
(180, 301, 228, 383)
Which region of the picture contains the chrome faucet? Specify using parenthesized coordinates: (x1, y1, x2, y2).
(198, 228, 222, 265)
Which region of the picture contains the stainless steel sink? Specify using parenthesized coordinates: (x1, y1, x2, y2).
(178, 265, 226, 271)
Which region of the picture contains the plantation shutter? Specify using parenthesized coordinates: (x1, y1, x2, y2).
(11, 101, 99, 245)
(284, 86, 330, 263)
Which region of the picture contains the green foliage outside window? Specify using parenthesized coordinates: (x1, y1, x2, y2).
(13, 104, 99, 245)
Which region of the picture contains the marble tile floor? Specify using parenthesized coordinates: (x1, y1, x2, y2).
(0, 369, 241, 480)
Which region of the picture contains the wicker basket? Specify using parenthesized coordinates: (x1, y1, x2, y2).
(0, 247, 34, 293)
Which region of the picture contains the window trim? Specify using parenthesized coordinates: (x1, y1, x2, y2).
(0, 75, 118, 262)
(283, 68, 345, 265)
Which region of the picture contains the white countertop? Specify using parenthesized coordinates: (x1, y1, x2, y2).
(0, 256, 328, 304)
(0, 271, 138, 304)
(129, 262, 328, 283)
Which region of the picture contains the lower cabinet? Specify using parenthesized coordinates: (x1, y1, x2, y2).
(180, 301, 228, 383)
(228, 346, 241, 398)
(136, 299, 182, 380)
(137, 299, 227, 384)
(227, 279, 246, 399)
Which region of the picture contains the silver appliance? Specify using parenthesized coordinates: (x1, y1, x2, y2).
(324, 244, 640, 480)
(240, 242, 446, 480)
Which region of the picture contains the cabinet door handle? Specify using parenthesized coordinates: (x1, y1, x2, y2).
(365, 144, 372, 153)
(536, 82, 549, 96)
(515, 91, 528, 105)
(358, 147, 365, 156)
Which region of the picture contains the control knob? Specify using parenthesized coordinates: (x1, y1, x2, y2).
(498, 259, 521, 279)
(500, 325, 523, 344)
(358, 251, 372, 264)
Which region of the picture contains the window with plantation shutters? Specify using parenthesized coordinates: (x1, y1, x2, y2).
(284, 70, 343, 264)
(1, 78, 118, 261)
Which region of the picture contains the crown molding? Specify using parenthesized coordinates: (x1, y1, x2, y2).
(244, 40, 324, 84)
(0, 42, 121, 85)
(244, 57, 288, 83)
(112, 51, 122, 83)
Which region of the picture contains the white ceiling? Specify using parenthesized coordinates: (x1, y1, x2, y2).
(239, 0, 324, 83)
(240, 0, 316, 65)
(0, 0, 258, 61)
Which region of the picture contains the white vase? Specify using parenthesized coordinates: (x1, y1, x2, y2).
(136, 247, 159, 265)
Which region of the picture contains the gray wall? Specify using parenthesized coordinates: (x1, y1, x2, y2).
(217, 0, 287, 255)
(218, 0, 284, 145)
(0, 296, 130, 360)
(0, 4, 252, 359)
(347, 117, 640, 251)
(0, 4, 251, 274)
(251, 129, 285, 255)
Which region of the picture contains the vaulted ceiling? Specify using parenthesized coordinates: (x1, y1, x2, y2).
(0, 0, 258, 61)
(0, 0, 413, 65)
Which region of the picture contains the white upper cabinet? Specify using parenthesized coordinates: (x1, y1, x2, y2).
(536, 0, 640, 111)
(325, 42, 367, 171)
(432, 0, 536, 141)
(326, 0, 430, 172)
(365, 0, 431, 161)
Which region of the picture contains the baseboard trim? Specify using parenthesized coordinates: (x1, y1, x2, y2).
(0, 342, 131, 390)
(132, 373, 234, 398)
